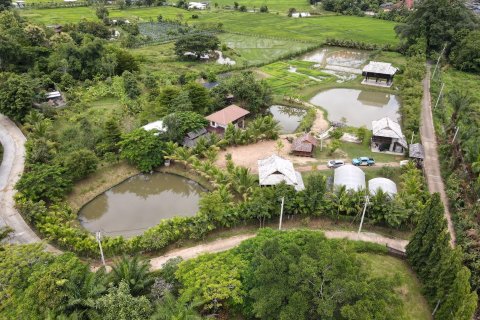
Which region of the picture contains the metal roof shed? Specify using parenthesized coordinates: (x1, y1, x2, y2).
(334, 165, 366, 192)
(368, 177, 397, 196)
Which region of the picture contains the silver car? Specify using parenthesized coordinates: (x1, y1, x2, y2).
(327, 160, 345, 168)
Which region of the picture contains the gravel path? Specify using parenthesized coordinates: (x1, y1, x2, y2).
(420, 66, 456, 246)
(149, 230, 408, 271)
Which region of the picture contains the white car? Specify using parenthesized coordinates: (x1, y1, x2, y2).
(327, 160, 345, 168)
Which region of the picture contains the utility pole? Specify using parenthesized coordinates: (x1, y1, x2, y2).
(410, 132, 414, 145)
(96, 231, 106, 267)
(433, 83, 445, 109)
(357, 196, 369, 235)
(278, 197, 285, 230)
(452, 126, 460, 143)
(432, 43, 447, 80)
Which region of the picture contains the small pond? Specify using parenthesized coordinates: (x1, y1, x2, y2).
(78, 173, 205, 238)
(309, 88, 401, 128)
(269, 105, 306, 134)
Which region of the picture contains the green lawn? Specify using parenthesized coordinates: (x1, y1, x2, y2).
(314, 141, 405, 163)
(19, 7, 97, 24)
(358, 253, 432, 320)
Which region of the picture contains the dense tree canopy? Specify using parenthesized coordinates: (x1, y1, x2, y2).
(395, 0, 479, 56)
(118, 128, 165, 172)
(174, 34, 220, 59)
(0, 72, 37, 122)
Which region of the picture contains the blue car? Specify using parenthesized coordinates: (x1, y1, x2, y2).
(352, 157, 375, 166)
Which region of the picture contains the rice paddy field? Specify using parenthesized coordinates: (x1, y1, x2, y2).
(19, 7, 398, 47)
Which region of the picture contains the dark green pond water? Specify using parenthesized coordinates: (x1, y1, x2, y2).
(78, 173, 205, 238)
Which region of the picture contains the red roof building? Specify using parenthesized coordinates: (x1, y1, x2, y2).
(206, 104, 250, 132)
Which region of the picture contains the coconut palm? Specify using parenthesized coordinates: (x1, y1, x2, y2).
(110, 256, 154, 296)
(172, 147, 193, 169)
(231, 166, 257, 199)
(150, 292, 202, 320)
(65, 268, 108, 318)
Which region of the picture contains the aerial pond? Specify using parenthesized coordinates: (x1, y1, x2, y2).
(309, 88, 401, 128)
(79, 173, 205, 238)
(269, 105, 305, 134)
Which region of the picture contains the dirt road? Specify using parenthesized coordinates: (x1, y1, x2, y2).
(420, 66, 456, 246)
(149, 230, 408, 271)
(0, 115, 40, 245)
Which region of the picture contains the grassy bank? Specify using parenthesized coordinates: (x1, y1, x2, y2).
(358, 253, 432, 319)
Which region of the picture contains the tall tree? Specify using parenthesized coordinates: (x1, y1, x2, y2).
(118, 128, 165, 172)
(174, 34, 219, 60)
(0, 73, 37, 122)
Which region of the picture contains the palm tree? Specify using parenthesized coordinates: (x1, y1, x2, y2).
(65, 268, 108, 318)
(172, 147, 193, 169)
(162, 141, 179, 159)
(110, 256, 153, 296)
(448, 89, 474, 131)
(231, 166, 256, 199)
(150, 293, 202, 320)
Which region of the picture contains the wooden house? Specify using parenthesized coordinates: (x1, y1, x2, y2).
(291, 133, 317, 157)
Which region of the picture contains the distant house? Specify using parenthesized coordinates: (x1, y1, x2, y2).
(291, 133, 317, 157)
(291, 12, 311, 18)
(188, 1, 208, 9)
(142, 120, 166, 134)
(362, 61, 398, 87)
(182, 128, 209, 148)
(371, 117, 407, 154)
(206, 104, 250, 133)
(258, 155, 305, 191)
(45, 91, 66, 107)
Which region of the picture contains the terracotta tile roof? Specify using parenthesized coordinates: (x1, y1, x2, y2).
(205, 105, 250, 126)
(291, 133, 317, 153)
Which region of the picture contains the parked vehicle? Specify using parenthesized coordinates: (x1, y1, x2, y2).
(327, 160, 345, 168)
(352, 157, 375, 166)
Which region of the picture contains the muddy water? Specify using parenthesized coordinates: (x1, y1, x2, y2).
(269, 105, 305, 134)
(301, 47, 370, 72)
(78, 173, 205, 238)
(309, 88, 400, 128)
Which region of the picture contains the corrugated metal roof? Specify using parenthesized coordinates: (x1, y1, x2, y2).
(409, 143, 424, 159)
(142, 120, 166, 133)
(258, 155, 304, 191)
(206, 105, 250, 126)
(362, 61, 398, 75)
(372, 117, 407, 148)
(291, 133, 317, 153)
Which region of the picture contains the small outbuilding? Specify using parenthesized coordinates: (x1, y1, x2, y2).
(206, 104, 250, 133)
(334, 165, 366, 192)
(182, 128, 209, 148)
(45, 91, 66, 107)
(409, 143, 424, 167)
(142, 120, 166, 133)
(362, 61, 398, 87)
(368, 177, 397, 196)
(371, 117, 407, 154)
(188, 1, 208, 9)
(291, 133, 317, 157)
(258, 155, 305, 191)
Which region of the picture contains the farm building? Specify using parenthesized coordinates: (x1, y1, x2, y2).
(45, 91, 66, 107)
(206, 104, 250, 133)
(371, 117, 407, 154)
(258, 155, 305, 191)
(142, 120, 166, 134)
(291, 12, 311, 18)
(291, 133, 317, 157)
(362, 61, 398, 87)
(182, 128, 209, 148)
(368, 178, 397, 196)
(188, 2, 208, 9)
(334, 165, 366, 192)
(409, 143, 424, 166)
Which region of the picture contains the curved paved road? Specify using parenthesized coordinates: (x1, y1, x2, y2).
(149, 231, 408, 271)
(420, 66, 456, 246)
(0, 115, 46, 246)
